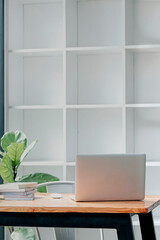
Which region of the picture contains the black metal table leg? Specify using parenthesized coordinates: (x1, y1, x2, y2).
(117, 214, 135, 240)
(138, 212, 156, 240)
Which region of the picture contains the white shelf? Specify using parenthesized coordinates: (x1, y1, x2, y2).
(67, 46, 123, 54)
(21, 161, 160, 167)
(21, 161, 75, 166)
(77, 0, 108, 2)
(21, 161, 65, 166)
(19, 0, 62, 4)
(66, 105, 123, 109)
(146, 161, 160, 167)
(8, 105, 64, 110)
(8, 48, 63, 56)
(21, 160, 160, 167)
(9, 45, 160, 56)
(126, 104, 160, 108)
(66, 162, 75, 166)
(9, 105, 123, 110)
(9, 46, 123, 56)
(10, 45, 160, 57)
(126, 45, 160, 52)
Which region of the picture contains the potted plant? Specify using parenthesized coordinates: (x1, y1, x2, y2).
(0, 130, 59, 240)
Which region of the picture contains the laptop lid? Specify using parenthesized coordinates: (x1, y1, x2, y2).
(75, 154, 146, 201)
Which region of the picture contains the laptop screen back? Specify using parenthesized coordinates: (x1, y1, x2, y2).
(75, 154, 146, 201)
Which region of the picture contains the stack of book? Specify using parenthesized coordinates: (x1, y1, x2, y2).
(0, 182, 38, 200)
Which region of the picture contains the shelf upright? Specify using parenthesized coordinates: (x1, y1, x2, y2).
(122, 0, 127, 153)
(4, 0, 8, 134)
(63, 0, 67, 181)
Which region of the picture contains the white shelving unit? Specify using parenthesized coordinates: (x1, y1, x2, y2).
(5, 0, 160, 239)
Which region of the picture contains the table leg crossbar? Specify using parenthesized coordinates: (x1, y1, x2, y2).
(0, 211, 156, 240)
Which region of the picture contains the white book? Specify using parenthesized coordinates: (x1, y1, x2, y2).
(0, 182, 38, 190)
(0, 188, 36, 193)
(2, 189, 37, 196)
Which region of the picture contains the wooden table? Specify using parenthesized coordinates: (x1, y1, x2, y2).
(0, 193, 159, 240)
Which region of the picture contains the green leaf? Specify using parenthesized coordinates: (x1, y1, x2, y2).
(0, 154, 14, 183)
(20, 140, 38, 162)
(7, 142, 25, 167)
(16, 173, 59, 192)
(1, 131, 27, 152)
(11, 228, 35, 240)
(0, 151, 5, 157)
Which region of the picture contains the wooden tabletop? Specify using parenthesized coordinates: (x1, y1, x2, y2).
(0, 193, 159, 214)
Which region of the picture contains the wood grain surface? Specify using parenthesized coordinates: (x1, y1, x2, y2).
(0, 193, 159, 214)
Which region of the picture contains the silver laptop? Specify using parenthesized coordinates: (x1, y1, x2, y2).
(75, 154, 146, 201)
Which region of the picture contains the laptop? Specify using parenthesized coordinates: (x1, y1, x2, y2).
(75, 154, 146, 201)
